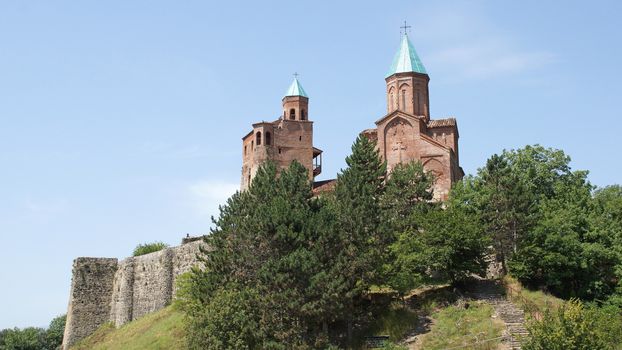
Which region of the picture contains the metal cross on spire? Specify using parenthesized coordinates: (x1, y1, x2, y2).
(293, 72, 299, 79)
(400, 20, 412, 36)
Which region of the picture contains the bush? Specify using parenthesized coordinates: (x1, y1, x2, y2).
(132, 242, 168, 256)
(185, 287, 262, 350)
(523, 299, 621, 350)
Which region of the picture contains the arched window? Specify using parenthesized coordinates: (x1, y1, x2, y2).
(244, 145, 247, 155)
(301, 110, 306, 120)
(256, 131, 262, 146)
(251, 140, 254, 150)
(390, 93, 394, 110)
(265, 132, 272, 146)
(290, 108, 296, 120)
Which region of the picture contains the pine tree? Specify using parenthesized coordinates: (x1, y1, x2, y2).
(380, 161, 435, 294)
(185, 161, 339, 348)
(329, 134, 386, 343)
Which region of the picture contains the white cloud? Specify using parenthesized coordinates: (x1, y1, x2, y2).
(186, 179, 238, 217)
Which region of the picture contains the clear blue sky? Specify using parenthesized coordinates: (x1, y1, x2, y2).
(0, 0, 620, 328)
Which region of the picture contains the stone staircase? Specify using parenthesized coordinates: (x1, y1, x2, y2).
(467, 279, 529, 350)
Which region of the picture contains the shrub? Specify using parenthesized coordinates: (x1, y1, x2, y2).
(132, 242, 168, 256)
(523, 299, 620, 350)
(185, 287, 262, 350)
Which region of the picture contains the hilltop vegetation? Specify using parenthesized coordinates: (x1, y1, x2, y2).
(177, 135, 490, 349)
(0, 315, 65, 350)
(57, 138, 622, 350)
(173, 137, 622, 349)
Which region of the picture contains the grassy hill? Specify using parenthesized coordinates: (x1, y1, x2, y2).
(71, 279, 563, 350)
(71, 306, 186, 350)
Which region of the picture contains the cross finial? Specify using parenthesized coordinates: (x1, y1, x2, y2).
(293, 72, 299, 79)
(400, 20, 411, 36)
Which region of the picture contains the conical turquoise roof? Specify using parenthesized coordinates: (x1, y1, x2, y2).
(386, 34, 427, 78)
(284, 77, 308, 98)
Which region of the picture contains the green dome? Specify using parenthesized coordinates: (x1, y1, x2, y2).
(284, 77, 308, 98)
(386, 34, 427, 78)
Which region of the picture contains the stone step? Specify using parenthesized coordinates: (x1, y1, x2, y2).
(468, 279, 529, 350)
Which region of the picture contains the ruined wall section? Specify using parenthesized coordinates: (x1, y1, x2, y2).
(109, 258, 135, 326)
(172, 239, 205, 295)
(62, 258, 118, 350)
(63, 239, 204, 349)
(130, 248, 174, 320)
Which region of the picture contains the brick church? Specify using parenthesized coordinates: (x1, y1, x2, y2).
(241, 33, 464, 200)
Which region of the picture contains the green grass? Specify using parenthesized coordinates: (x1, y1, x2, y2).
(503, 276, 563, 318)
(71, 306, 186, 350)
(365, 303, 420, 342)
(418, 301, 504, 350)
(354, 285, 458, 348)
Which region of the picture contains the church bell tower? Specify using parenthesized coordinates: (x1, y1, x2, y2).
(385, 33, 430, 121)
(282, 76, 309, 121)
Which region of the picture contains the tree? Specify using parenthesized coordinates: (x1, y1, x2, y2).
(417, 206, 490, 283)
(330, 135, 386, 344)
(185, 161, 341, 348)
(478, 153, 534, 274)
(381, 161, 434, 233)
(44, 314, 66, 350)
(591, 185, 622, 303)
(508, 167, 622, 299)
(0, 327, 45, 350)
(380, 161, 434, 294)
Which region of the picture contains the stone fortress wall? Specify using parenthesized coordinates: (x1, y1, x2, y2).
(61, 238, 204, 350)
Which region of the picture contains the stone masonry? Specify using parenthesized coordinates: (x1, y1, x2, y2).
(61, 239, 204, 349)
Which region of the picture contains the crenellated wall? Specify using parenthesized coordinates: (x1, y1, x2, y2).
(62, 239, 204, 350)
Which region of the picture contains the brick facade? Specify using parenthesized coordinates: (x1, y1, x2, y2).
(364, 70, 463, 200)
(242, 37, 463, 200)
(241, 93, 322, 190)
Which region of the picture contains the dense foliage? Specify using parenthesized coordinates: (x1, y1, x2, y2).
(451, 145, 622, 301)
(0, 314, 65, 350)
(181, 139, 622, 349)
(382, 162, 489, 294)
(132, 242, 169, 256)
(523, 299, 622, 350)
(181, 135, 490, 349)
